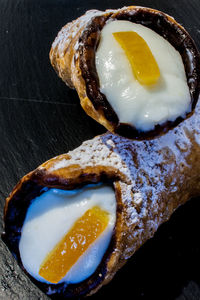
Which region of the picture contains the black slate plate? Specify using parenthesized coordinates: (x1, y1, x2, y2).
(1, 0, 200, 299)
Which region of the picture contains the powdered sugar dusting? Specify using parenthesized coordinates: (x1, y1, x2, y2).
(40, 101, 200, 261)
(52, 10, 105, 59)
(49, 6, 200, 264)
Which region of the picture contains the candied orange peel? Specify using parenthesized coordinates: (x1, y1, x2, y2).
(39, 206, 110, 283)
(113, 31, 160, 85)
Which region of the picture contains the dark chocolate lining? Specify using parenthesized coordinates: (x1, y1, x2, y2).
(2, 173, 118, 299)
(79, 7, 200, 139)
(79, 14, 119, 125)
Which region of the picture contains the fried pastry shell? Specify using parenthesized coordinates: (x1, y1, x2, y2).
(3, 98, 200, 297)
(50, 6, 200, 139)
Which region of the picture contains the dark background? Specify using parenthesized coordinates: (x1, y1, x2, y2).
(1, 0, 200, 299)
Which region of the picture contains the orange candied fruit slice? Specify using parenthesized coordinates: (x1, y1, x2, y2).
(113, 31, 160, 85)
(39, 206, 110, 283)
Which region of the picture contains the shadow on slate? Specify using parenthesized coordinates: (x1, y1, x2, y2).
(0, 0, 200, 299)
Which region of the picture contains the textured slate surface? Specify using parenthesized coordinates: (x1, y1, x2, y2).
(0, 0, 200, 299)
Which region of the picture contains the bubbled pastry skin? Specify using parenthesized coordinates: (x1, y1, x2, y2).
(50, 6, 200, 139)
(4, 98, 200, 297)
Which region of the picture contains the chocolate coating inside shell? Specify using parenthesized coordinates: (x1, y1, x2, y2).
(2, 172, 117, 298)
(79, 7, 200, 139)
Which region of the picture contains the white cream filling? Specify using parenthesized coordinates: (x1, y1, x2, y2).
(95, 20, 191, 131)
(19, 184, 116, 284)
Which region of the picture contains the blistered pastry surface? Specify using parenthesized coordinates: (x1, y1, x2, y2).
(4, 99, 200, 296)
(4, 5, 200, 296)
(37, 100, 200, 292)
(50, 6, 200, 138)
(50, 9, 106, 88)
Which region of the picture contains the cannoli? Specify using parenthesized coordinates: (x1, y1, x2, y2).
(3, 98, 200, 298)
(50, 6, 200, 139)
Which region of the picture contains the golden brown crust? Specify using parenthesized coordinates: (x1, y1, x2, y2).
(50, 6, 200, 139)
(3, 99, 200, 297)
(50, 9, 115, 132)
